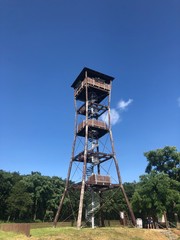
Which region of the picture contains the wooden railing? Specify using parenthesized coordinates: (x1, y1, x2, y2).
(75, 77, 111, 97)
(77, 119, 108, 133)
(87, 174, 111, 185)
(0, 223, 30, 237)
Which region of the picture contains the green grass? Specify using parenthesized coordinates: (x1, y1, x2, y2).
(30, 227, 143, 240)
(0, 230, 23, 240)
(1, 226, 178, 240)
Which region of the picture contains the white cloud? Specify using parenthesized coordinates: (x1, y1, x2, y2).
(100, 98, 133, 127)
(117, 99, 133, 111)
(178, 97, 180, 107)
(101, 108, 120, 126)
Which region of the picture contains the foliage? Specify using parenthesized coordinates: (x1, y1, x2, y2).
(0, 170, 66, 222)
(0, 169, 137, 223)
(138, 146, 180, 222)
(124, 182, 137, 200)
(0, 145, 179, 224)
(6, 181, 33, 221)
(100, 182, 137, 220)
(131, 172, 180, 221)
(144, 146, 180, 181)
(0, 171, 22, 221)
(21, 172, 55, 221)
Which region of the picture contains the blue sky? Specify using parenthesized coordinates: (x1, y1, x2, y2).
(0, 0, 180, 182)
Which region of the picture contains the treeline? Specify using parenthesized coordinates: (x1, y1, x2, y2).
(0, 146, 179, 223)
(132, 146, 180, 223)
(0, 171, 67, 222)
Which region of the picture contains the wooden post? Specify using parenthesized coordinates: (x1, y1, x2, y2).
(108, 88, 136, 227)
(77, 80, 88, 229)
(53, 89, 78, 227)
(99, 191, 105, 227)
(164, 211, 169, 230)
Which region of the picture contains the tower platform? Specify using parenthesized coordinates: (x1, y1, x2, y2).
(71, 67, 114, 103)
(77, 119, 109, 139)
(73, 150, 113, 163)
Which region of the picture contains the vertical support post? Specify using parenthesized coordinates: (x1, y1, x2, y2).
(91, 189, 95, 229)
(99, 191, 105, 227)
(97, 141, 104, 227)
(53, 93, 78, 227)
(77, 76, 88, 229)
(53, 164, 71, 226)
(97, 143, 100, 174)
(164, 211, 169, 230)
(107, 86, 136, 227)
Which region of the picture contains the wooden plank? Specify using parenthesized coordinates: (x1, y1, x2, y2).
(74, 77, 111, 97)
(77, 120, 108, 133)
(0, 223, 30, 237)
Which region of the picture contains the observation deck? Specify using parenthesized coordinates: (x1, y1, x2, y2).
(87, 174, 111, 186)
(71, 67, 114, 103)
(73, 150, 113, 163)
(77, 102, 108, 118)
(74, 77, 110, 102)
(77, 119, 109, 139)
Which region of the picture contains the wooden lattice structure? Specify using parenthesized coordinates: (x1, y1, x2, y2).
(53, 67, 136, 228)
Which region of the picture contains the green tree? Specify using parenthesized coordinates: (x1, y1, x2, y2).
(0, 170, 70, 222)
(6, 181, 33, 221)
(131, 172, 180, 222)
(22, 172, 54, 221)
(124, 182, 137, 200)
(21, 172, 67, 222)
(0, 170, 22, 221)
(101, 186, 134, 221)
(46, 176, 66, 220)
(144, 146, 180, 181)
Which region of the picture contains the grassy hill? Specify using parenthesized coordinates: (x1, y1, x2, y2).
(0, 227, 180, 240)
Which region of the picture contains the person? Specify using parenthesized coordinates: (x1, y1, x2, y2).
(147, 217, 151, 229)
(150, 217, 153, 228)
(147, 217, 153, 229)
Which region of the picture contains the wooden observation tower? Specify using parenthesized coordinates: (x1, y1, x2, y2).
(54, 67, 136, 228)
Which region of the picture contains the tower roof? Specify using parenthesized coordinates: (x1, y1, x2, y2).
(71, 67, 114, 88)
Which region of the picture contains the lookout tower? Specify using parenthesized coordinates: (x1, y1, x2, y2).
(54, 67, 136, 228)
